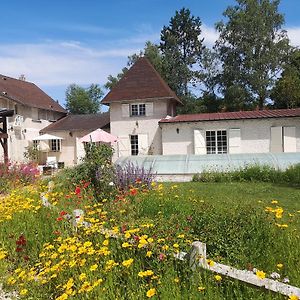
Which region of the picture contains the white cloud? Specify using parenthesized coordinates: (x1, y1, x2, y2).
(0, 41, 140, 86)
(202, 24, 219, 47)
(286, 27, 300, 47)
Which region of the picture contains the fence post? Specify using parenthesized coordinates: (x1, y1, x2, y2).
(189, 241, 207, 270)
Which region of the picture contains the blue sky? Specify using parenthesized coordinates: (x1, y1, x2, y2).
(1, 0, 300, 108)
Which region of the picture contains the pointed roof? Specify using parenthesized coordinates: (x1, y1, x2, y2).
(101, 57, 182, 104)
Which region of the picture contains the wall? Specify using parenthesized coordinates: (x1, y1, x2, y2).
(161, 117, 300, 155)
(0, 97, 65, 162)
(110, 99, 174, 158)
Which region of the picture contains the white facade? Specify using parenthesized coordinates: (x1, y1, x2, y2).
(110, 98, 176, 159)
(0, 96, 65, 162)
(161, 117, 300, 155)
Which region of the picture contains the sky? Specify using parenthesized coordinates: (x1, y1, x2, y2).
(1, 0, 300, 109)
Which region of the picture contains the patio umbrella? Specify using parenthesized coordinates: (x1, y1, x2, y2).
(32, 133, 63, 141)
(80, 129, 118, 144)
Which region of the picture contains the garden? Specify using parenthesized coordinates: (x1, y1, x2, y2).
(0, 144, 299, 300)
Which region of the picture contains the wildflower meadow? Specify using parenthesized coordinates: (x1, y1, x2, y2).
(0, 146, 299, 299)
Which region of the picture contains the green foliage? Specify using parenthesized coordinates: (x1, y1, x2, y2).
(192, 164, 300, 185)
(215, 0, 290, 110)
(65, 83, 103, 114)
(271, 49, 300, 108)
(160, 7, 205, 97)
(81, 143, 116, 199)
(23, 145, 39, 163)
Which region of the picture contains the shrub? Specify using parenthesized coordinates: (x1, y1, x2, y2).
(192, 164, 299, 185)
(56, 143, 116, 200)
(0, 161, 39, 193)
(114, 162, 156, 190)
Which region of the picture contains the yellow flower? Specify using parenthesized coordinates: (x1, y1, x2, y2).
(289, 295, 299, 300)
(277, 263, 283, 269)
(146, 288, 156, 298)
(20, 289, 28, 296)
(90, 264, 98, 271)
(174, 277, 180, 283)
(198, 286, 205, 292)
(173, 243, 179, 248)
(271, 200, 278, 204)
(79, 273, 87, 281)
(122, 258, 134, 268)
(146, 251, 152, 257)
(256, 270, 266, 279)
(214, 275, 222, 281)
(56, 293, 68, 300)
(207, 259, 215, 267)
(102, 239, 109, 246)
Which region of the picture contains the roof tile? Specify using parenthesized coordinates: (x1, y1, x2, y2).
(101, 57, 182, 104)
(159, 108, 300, 123)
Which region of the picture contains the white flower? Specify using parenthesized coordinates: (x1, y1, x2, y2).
(252, 268, 257, 274)
(270, 272, 280, 280)
(108, 182, 114, 186)
(282, 277, 289, 283)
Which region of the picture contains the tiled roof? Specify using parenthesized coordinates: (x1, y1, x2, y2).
(41, 112, 110, 132)
(0, 74, 66, 113)
(159, 108, 300, 123)
(101, 57, 182, 104)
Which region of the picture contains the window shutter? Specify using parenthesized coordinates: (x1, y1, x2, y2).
(229, 128, 241, 154)
(118, 136, 130, 157)
(145, 103, 153, 117)
(283, 127, 296, 152)
(194, 129, 206, 154)
(138, 134, 148, 155)
(270, 126, 283, 153)
(121, 104, 130, 117)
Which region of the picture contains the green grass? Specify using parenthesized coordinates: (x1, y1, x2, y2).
(0, 180, 299, 299)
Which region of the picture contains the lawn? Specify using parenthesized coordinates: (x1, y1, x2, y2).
(0, 178, 299, 300)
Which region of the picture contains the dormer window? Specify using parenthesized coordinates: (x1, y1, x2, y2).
(130, 104, 146, 116)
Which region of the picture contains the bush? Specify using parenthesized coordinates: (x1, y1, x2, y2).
(55, 143, 116, 200)
(0, 161, 39, 193)
(192, 164, 300, 185)
(114, 162, 156, 190)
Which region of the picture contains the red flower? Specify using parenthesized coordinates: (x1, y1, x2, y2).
(53, 230, 61, 235)
(83, 182, 90, 188)
(129, 188, 138, 196)
(75, 187, 81, 195)
(16, 235, 27, 246)
(56, 217, 63, 221)
(16, 247, 23, 252)
(59, 211, 67, 217)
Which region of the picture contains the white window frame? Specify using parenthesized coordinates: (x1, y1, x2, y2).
(206, 130, 228, 154)
(49, 139, 61, 152)
(130, 103, 146, 117)
(130, 135, 139, 156)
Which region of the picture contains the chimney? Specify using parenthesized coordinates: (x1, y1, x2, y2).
(19, 74, 26, 81)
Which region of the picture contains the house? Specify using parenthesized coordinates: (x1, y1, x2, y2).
(0, 75, 67, 162)
(101, 57, 182, 157)
(41, 112, 110, 166)
(102, 58, 300, 158)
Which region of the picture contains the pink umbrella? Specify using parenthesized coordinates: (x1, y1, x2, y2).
(80, 129, 118, 144)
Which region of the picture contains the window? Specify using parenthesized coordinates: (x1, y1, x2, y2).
(33, 140, 38, 150)
(50, 139, 61, 152)
(130, 135, 139, 155)
(130, 104, 145, 116)
(206, 130, 227, 154)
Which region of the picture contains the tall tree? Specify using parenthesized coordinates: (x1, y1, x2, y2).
(270, 49, 300, 108)
(160, 8, 205, 98)
(65, 84, 103, 114)
(215, 0, 290, 110)
(105, 41, 164, 91)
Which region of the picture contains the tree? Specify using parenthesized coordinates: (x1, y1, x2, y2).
(271, 49, 300, 108)
(215, 0, 290, 110)
(105, 41, 164, 91)
(160, 8, 205, 98)
(65, 84, 103, 114)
